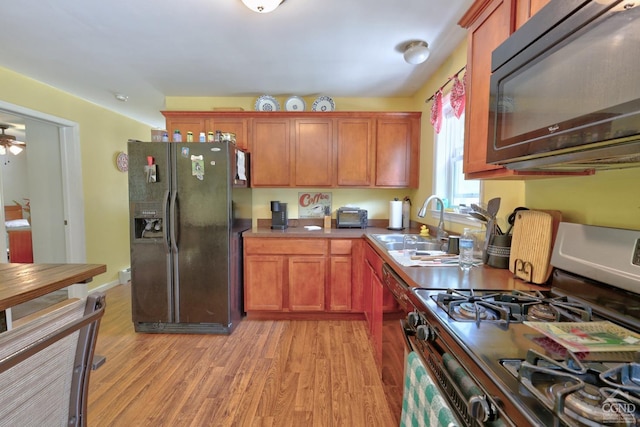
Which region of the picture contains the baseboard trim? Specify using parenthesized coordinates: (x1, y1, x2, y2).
(90, 279, 123, 294)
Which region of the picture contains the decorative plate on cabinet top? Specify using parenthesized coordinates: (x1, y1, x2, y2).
(254, 95, 280, 111)
(312, 96, 335, 112)
(285, 96, 306, 112)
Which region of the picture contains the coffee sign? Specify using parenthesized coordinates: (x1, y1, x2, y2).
(298, 192, 332, 218)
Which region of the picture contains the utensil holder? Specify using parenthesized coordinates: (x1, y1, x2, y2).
(486, 234, 512, 269)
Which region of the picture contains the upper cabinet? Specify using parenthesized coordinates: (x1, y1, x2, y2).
(459, 0, 582, 180)
(163, 111, 249, 150)
(336, 118, 373, 186)
(375, 115, 420, 187)
(251, 118, 292, 187)
(164, 111, 420, 188)
(515, 0, 551, 30)
(293, 118, 334, 187)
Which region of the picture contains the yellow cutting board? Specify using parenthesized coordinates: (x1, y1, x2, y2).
(509, 210, 554, 284)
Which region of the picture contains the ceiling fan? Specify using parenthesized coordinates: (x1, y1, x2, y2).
(0, 124, 26, 155)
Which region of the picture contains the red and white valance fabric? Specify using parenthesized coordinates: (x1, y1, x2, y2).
(428, 67, 467, 133)
(450, 72, 466, 119)
(430, 89, 443, 134)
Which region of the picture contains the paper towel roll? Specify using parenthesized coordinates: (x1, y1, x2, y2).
(389, 200, 403, 230)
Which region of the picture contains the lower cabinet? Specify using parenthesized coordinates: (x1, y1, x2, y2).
(244, 255, 284, 311)
(244, 237, 361, 314)
(363, 241, 398, 369)
(289, 256, 326, 311)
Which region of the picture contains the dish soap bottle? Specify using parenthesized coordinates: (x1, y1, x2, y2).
(459, 228, 475, 271)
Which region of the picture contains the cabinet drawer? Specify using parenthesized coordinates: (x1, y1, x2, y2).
(245, 238, 327, 255)
(330, 239, 352, 255)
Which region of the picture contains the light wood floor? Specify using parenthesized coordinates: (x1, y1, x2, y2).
(87, 284, 397, 426)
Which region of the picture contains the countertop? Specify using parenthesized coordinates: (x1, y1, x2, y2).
(243, 226, 550, 292)
(243, 225, 392, 239)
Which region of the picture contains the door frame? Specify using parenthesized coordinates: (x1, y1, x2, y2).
(0, 100, 87, 297)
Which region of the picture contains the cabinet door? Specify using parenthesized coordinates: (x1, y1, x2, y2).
(207, 117, 249, 151)
(329, 256, 352, 312)
(350, 239, 365, 313)
(336, 118, 373, 186)
(250, 118, 291, 187)
(515, 0, 551, 30)
(294, 118, 334, 187)
(329, 239, 353, 312)
(375, 117, 419, 187)
(165, 117, 206, 140)
(371, 265, 383, 369)
(462, 0, 514, 177)
(288, 256, 326, 311)
(244, 256, 284, 311)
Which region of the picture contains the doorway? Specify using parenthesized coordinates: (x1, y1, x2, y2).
(0, 101, 87, 299)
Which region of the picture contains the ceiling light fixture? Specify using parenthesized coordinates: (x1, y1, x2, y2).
(403, 41, 430, 65)
(241, 0, 284, 13)
(0, 124, 26, 156)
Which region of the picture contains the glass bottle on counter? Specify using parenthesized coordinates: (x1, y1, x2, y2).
(459, 228, 475, 271)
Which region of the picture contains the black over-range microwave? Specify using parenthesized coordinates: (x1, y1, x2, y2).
(487, 0, 640, 171)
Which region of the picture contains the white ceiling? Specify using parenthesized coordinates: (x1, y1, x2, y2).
(0, 0, 473, 129)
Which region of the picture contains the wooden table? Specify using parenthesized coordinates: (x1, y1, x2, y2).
(0, 263, 107, 311)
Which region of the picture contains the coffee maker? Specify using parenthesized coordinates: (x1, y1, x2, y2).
(270, 201, 288, 230)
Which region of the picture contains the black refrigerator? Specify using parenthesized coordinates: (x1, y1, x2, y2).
(127, 140, 251, 334)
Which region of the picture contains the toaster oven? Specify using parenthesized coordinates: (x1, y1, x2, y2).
(336, 207, 368, 229)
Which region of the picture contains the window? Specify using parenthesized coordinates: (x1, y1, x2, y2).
(433, 93, 480, 211)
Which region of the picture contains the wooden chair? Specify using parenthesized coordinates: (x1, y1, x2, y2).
(0, 292, 105, 426)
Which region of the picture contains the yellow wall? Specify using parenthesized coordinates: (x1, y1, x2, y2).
(165, 96, 416, 113)
(526, 168, 640, 230)
(0, 67, 150, 287)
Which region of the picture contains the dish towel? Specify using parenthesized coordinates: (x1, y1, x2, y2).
(400, 351, 459, 427)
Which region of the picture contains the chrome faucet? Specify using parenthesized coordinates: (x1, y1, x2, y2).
(417, 195, 448, 241)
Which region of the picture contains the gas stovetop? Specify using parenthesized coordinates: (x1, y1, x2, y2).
(407, 223, 640, 426)
(430, 288, 595, 324)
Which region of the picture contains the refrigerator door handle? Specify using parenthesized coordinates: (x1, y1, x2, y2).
(169, 189, 178, 253)
(163, 190, 171, 254)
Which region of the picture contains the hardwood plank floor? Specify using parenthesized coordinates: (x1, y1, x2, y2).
(88, 284, 397, 426)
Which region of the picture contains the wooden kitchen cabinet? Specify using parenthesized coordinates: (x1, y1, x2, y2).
(244, 237, 362, 315)
(207, 117, 249, 150)
(459, 0, 514, 179)
(250, 118, 292, 187)
(244, 255, 284, 311)
(163, 111, 420, 188)
(162, 112, 248, 148)
(293, 118, 334, 187)
(363, 241, 398, 368)
(336, 118, 373, 186)
(515, 0, 551, 30)
(375, 116, 420, 187)
(164, 116, 206, 140)
(328, 239, 354, 312)
(288, 256, 326, 311)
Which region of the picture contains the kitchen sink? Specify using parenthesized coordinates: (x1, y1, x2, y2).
(370, 234, 445, 251)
